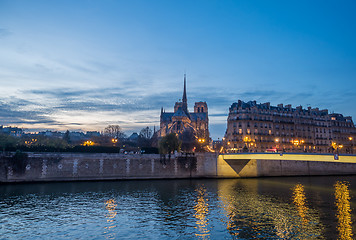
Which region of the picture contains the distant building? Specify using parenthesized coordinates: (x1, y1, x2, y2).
(0, 125, 24, 137)
(159, 75, 209, 141)
(224, 100, 356, 153)
(86, 131, 101, 137)
(38, 130, 64, 138)
(128, 132, 139, 142)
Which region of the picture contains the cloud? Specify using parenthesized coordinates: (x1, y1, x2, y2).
(1, 85, 355, 140)
(0, 99, 56, 125)
(24, 87, 180, 112)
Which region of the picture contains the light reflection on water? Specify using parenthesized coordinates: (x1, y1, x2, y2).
(335, 181, 353, 240)
(0, 176, 355, 239)
(194, 186, 209, 239)
(104, 199, 117, 239)
(292, 183, 308, 224)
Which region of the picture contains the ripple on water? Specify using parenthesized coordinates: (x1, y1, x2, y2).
(0, 177, 355, 239)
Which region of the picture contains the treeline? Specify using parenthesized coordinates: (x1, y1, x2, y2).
(0, 125, 210, 154)
(0, 125, 159, 154)
(2, 145, 159, 154)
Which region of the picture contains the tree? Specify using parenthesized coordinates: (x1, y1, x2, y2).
(0, 133, 18, 152)
(104, 125, 126, 139)
(139, 127, 152, 139)
(138, 127, 153, 148)
(180, 130, 196, 152)
(29, 135, 70, 149)
(63, 130, 71, 144)
(159, 133, 181, 160)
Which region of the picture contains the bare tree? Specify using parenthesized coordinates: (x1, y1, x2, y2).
(104, 125, 125, 139)
(139, 127, 152, 139)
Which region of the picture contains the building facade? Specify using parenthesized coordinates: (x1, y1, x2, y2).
(224, 100, 356, 153)
(159, 75, 209, 142)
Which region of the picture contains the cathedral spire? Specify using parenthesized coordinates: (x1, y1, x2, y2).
(182, 74, 189, 117)
(183, 74, 187, 103)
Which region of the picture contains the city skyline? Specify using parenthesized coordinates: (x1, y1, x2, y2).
(1, 0, 356, 139)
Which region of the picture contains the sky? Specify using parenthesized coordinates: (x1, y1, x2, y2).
(0, 0, 356, 139)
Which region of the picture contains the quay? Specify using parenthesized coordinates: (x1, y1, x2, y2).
(1, 152, 356, 183)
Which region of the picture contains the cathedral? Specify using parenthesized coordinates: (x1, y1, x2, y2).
(159, 75, 209, 141)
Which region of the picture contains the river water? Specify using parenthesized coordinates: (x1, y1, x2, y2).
(0, 176, 355, 239)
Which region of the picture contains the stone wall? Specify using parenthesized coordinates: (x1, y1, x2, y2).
(0, 152, 218, 183)
(1, 152, 356, 183)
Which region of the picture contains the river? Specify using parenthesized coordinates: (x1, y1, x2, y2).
(0, 176, 355, 239)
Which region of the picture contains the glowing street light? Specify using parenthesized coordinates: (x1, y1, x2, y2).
(198, 138, 205, 143)
(83, 140, 94, 146)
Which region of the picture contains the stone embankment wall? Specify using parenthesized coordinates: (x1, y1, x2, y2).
(1, 152, 356, 182)
(0, 152, 218, 183)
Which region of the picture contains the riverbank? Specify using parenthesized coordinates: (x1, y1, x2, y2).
(1, 152, 356, 182)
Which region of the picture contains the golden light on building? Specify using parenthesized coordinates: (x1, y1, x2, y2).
(275, 138, 279, 143)
(292, 184, 308, 224)
(219, 146, 224, 153)
(334, 181, 353, 240)
(206, 145, 215, 152)
(194, 186, 210, 238)
(111, 138, 118, 143)
(349, 137, 353, 141)
(243, 136, 251, 142)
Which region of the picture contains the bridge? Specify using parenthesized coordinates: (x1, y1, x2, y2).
(217, 153, 356, 178)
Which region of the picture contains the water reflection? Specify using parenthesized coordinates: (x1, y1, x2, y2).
(218, 180, 324, 239)
(334, 181, 353, 240)
(292, 183, 308, 224)
(194, 186, 210, 239)
(1, 177, 356, 239)
(104, 199, 117, 239)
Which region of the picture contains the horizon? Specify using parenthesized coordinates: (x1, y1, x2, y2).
(1, 0, 356, 139)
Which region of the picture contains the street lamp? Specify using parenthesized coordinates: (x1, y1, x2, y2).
(198, 138, 205, 143)
(332, 142, 343, 154)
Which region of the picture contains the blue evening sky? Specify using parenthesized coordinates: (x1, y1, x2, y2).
(0, 0, 355, 139)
